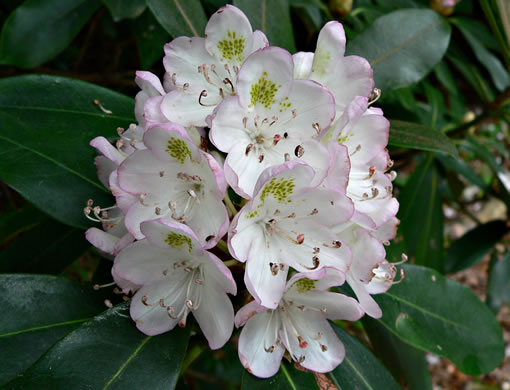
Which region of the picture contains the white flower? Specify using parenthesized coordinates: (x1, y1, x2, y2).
(161, 5, 268, 127)
(235, 268, 363, 377)
(116, 123, 228, 248)
(210, 46, 335, 198)
(228, 161, 353, 308)
(113, 219, 236, 349)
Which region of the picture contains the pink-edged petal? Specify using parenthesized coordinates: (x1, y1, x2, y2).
(140, 218, 200, 250)
(194, 283, 234, 349)
(203, 151, 227, 196)
(85, 227, 118, 255)
(113, 232, 135, 255)
(346, 274, 382, 318)
(298, 291, 363, 321)
(311, 21, 346, 77)
(143, 124, 202, 163)
(90, 136, 125, 166)
(366, 260, 397, 294)
(286, 267, 344, 291)
(236, 46, 294, 110)
(235, 300, 266, 327)
(135, 70, 165, 96)
(144, 96, 168, 128)
(109, 170, 138, 215)
(205, 5, 254, 65)
(293, 52, 313, 79)
(344, 227, 386, 283)
(112, 267, 141, 294)
(371, 217, 400, 242)
(160, 90, 217, 127)
(251, 30, 269, 51)
(94, 156, 117, 188)
(281, 309, 345, 373)
(124, 200, 161, 239)
(323, 142, 350, 194)
(238, 310, 285, 378)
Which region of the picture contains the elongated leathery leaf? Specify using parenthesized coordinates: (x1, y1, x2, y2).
(147, 0, 207, 37)
(0, 75, 134, 229)
(389, 120, 458, 158)
(374, 264, 504, 375)
(242, 361, 319, 389)
(0, 274, 106, 386)
(0, 0, 100, 68)
(346, 9, 451, 91)
(5, 302, 190, 390)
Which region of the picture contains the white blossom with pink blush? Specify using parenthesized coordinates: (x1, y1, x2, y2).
(210, 46, 335, 198)
(116, 123, 229, 248)
(235, 268, 363, 377)
(161, 5, 268, 127)
(113, 219, 236, 349)
(228, 161, 353, 308)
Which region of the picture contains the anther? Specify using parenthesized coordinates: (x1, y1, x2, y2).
(117, 127, 125, 136)
(159, 171, 164, 177)
(305, 257, 320, 270)
(313, 247, 320, 254)
(245, 143, 254, 156)
(273, 134, 281, 145)
(312, 122, 321, 135)
(159, 298, 166, 307)
(167, 306, 177, 319)
(320, 344, 328, 352)
(155, 207, 161, 215)
(264, 345, 275, 353)
(284, 153, 290, 162)
(368, 88, 381, 105)
(104, 299, 113, 308)
(183, 83, 189, 91)
(186, 299, 194, 309)
(259, 154, 265, 163)
(93, 282, 116, 290)
(141, 296, 152, 306)
(298, 336, 308, 348)
(205, 235, 214, 242)
(283, 132, 288, 139)
(93, 99, 113, 114)
(309, 208, 318, 215)
(296, 234, 305, 245)
(242, 117, 248, 128)
(291, 109, 297, 118)
(294, 145, 304, 158)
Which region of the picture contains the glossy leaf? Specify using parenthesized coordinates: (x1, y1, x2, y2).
(132, 8, 169, 69)
(435, 154, 489, 191)
(346, 9, 451, 91)
(363, 317, 432, 390)
(0, 75, 134, 229)
(0, 274, 106, 386)
(233, 0, 296, 52)
(242, 361, 318, 389)
(445, 220, 508, 273)
(397, 156, 444, 271)
(452, 17, 510, 91)
(487, 252, 510, 311)
(147, 0, 207, 38)
(0, 214, 90, 274)
(389, 120, 458, 157)
(329, 324, 401, 390)
(0, 0, 100, 68)
(103, 0, 146, 21)
(375, 264, 505, 375)
(5, 302, 190, 390)
(0, 206, 47, 246)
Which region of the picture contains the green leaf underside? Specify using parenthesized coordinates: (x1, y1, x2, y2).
(103, 0, 146, 21)
(374, 264, 504, 375)
(389, 120, 458, 157)
(241, 361, 318, 389)
(0, 75, 134, 229)
(5, 302, 190, 390)
(330, 324, 401, 390)
(445, 220, 508, 273)
(487, 252, 510, 311)
(0, 0, 101, 68)
(346, 9, 451, 91)
(0, 274, 107, 386)
(233, 0, 296, 52)
(147, 0, 207, 38)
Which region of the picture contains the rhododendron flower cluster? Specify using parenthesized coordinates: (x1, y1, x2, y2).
(84, 5, 402, 378)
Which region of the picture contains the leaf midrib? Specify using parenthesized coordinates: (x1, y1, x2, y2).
(0, 318, 89, 338)
(0, 104, 133, 121)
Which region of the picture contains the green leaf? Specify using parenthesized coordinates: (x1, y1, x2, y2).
(375, 264, 505, 375)
(397, 155, 445, 271)
(363, 317, 432, 390)
(5, 302, 190, 390)
(346, 9, 451, 91)
(389, 120, 458, 158)
(445, 220, 508, 274)
(452, 17, 510, 91)
(487, 252, 510, 311)
(147, 0, 207, 38)
(329, 324, 401, 390)
(0, 75, 134, 229)
(0, 0, 100, 68)
(233, 0, 296, 53)
(0, 274, 106, 386)
(103, 0, 146, 21)
(0, 206, 47, 246)
(132, 9, 169, 69)
(0, 213, 90, 274)
(242, 361, 318, 389)
(435, 154, 489, 191)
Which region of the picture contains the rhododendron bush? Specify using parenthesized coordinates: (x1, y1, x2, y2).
(0, 0, 509, 389)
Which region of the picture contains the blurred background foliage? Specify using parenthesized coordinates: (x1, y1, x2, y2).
(0, 0, 509, 389)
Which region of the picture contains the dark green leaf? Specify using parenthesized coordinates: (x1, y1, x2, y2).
(103, 0, 146, 21)
(0, 75, 134, 229)
(0, 0, 100, 68)
(147, 0, 207, 38)
(0, 215, 90, 274)
(5, 302, 190, 390)
(433, 61, 460, 96)
(487, 252, 510, 311)
(398, 155, 444, 271)
(0, 274, 106, 386)
(241, 361, 318, 390)
(0, 206, 47, 246)
(375, 264, 505, 375)
(233, 0, 296, 53)
(363, 317, 432, 390)
(346, 9, 451, 91)
(329, 324, 401, 390)
(132, 9, 169, 68)
(435, 154, 489, 191)
(389, 120, 458, 157)
(445, 220, 508, 274)
(452, 17, 510, 91)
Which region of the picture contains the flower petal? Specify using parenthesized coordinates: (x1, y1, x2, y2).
(311, 21, 346, 77)
(293, 52, 313, 79)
